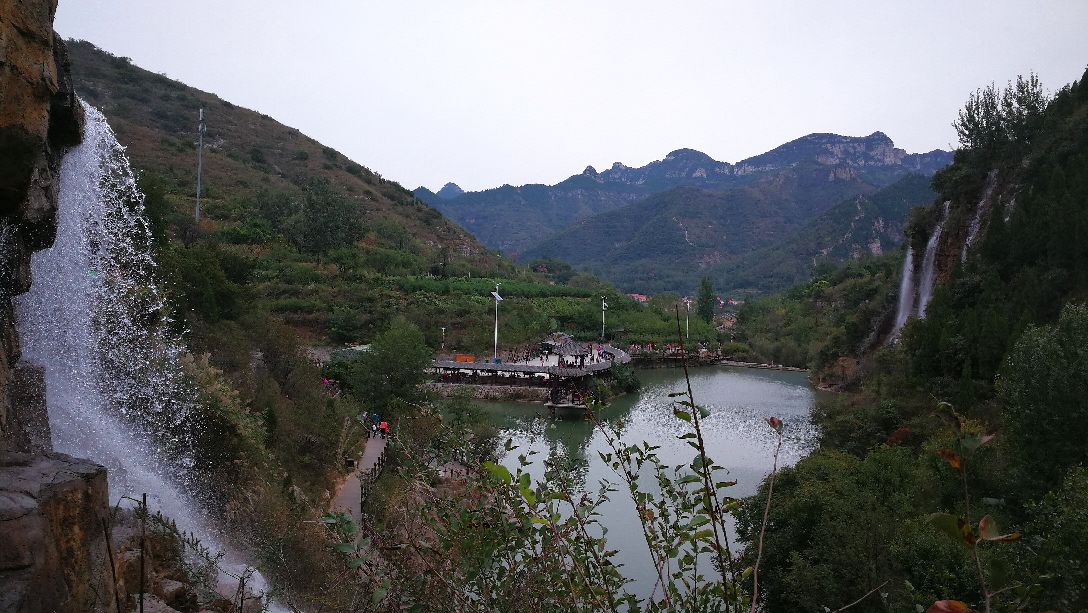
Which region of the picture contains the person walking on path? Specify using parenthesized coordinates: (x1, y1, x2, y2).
(379, 420, 389, 439)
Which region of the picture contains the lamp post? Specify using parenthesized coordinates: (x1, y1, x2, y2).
(685, 299, 690, 340)
(600, 297, 608, 341)
(441, 327, 446, 352)
(491, 284, 503, 363)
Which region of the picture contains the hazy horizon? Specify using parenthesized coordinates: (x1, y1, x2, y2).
(56, 1, 1088, 192)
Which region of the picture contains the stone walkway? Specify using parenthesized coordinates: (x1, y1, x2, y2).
(331, 435, 386, 523)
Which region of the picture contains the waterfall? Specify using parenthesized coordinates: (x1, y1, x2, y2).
(889, 245, 915, 339)
(916, 201, 949, 318)
(16, 103, 278, 607)
(962, 170, 999, 262)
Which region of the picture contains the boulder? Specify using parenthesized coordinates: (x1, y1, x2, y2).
(130, 593, 183, 613)
(0, 451, 116, 612)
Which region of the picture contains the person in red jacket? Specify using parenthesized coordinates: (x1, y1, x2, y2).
(379, 420, 389, 439)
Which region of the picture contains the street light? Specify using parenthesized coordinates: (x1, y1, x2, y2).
(600, 296, 608, 341)
(491, 284, 503, 363)
(440, 327, 446, 352)
(684, 299, 690, 340)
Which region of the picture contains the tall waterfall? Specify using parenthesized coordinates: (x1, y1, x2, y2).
(889, 246, 915, 339)
(962, 170, 999, 262)
(916, 201, 949, 318)
(16, 103, 276, 605)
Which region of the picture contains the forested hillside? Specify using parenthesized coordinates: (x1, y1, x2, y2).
(715, 174, 934, 295)
(523, 163, 936, 295)
(734, 69, 1088, 611)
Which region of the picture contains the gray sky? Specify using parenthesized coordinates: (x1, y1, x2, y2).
(56, 1, 1087, 192)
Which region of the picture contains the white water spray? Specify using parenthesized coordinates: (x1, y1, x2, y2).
(916, 201, 949, 318)
(16, 103, 278, 607)
(962, 170, 999, 262)
(889, 245, 915, 340)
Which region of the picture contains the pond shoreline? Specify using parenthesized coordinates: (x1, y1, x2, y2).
(632, 356, 809, 374)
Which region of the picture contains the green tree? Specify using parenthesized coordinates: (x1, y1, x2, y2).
(696, 276, 715, 324)
(999, 303, 1088, 495)
(1026, 467, 1088, 610)
(284, 179, 364, 254)
(343, 319, 432, 415)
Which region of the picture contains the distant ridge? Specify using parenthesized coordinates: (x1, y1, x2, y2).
(415, 133, 951, 256)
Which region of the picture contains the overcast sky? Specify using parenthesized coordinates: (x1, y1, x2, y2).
(56, 1, 1087, 192)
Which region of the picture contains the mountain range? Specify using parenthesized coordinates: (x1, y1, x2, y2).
(418, 134, 950, 294)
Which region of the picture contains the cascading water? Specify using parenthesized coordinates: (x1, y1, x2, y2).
(916, 201, 949, 318)
(16, 103, 278, 608)
(888, 245, 915, 340)
(961, 170, 999, 262)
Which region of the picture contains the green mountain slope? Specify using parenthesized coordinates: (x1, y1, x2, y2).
(68, 40, 490, 270)
(521, 161, 939, 294)
(715, 174, 935, 295)
(66, 40, 727, 353)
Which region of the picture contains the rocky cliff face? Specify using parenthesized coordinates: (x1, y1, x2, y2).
(0, 0, 83, 448)
(0, 2, 112, 611)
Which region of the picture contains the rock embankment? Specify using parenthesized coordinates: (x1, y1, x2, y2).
(0, 2, 108, 611)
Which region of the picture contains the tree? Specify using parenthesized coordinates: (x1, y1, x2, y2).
(343, 319, 432, 415)
(999, 303, 1088, 495)
(696, 276, 715, 324)
(953, 73, 1049, 153)
(284, 179, 363, 254)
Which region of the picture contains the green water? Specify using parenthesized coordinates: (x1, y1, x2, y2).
(481, 365, 821, 597)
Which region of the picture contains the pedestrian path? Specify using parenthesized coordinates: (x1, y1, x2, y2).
(331, 435, 387, 523)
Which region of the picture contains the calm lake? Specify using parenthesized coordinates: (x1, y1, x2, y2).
(484, 364, 822, 596)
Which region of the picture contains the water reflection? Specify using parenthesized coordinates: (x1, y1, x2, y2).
(480, 365, 821, 596)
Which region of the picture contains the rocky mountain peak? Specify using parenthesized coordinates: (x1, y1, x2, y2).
(582, 165, 598, 176)
(436, 182, 465, 200)
(664, 148, 715, 163)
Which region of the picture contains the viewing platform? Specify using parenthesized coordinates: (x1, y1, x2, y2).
(431, 343, 630, 382)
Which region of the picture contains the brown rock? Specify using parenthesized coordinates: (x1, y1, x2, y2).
(0, 0, 83, 448)
(155, 577, 190, 602)
(0, 451, 116, 612)
(131, 593, 184, 613)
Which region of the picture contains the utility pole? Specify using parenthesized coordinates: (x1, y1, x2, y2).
(600, 296, 608, 341)
(491, 284, 503, 363)
(195, 108, 206, 223)
(441, 327, 446, 352)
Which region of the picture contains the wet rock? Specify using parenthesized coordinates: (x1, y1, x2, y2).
(0, 451, 115, 612)
(2, 363, 50, 452)
(131, 593, 184, 613)
(0, 0, 83, 451)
